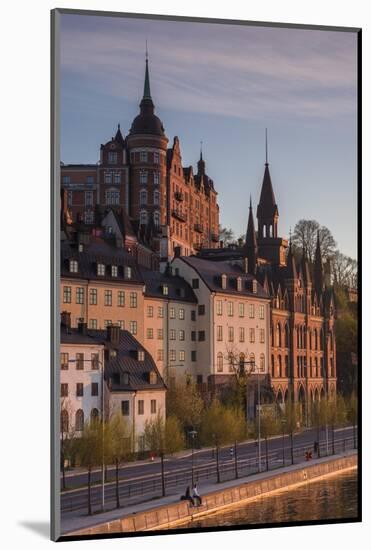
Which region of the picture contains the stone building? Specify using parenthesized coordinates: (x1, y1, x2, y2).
(61, 55, 220, 263)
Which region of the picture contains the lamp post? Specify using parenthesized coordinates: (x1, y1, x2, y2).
(189, 429, 197, 486)
(281, 418, 286, 466)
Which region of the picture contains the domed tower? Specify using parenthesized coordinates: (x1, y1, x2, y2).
(126, 52, 169, 252)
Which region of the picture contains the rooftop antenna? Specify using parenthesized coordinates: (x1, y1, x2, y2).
(265, 128, 268, 165)
(145, 39, 148, 61)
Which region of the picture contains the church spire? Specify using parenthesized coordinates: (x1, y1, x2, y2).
(197, 140, 205, 175)
(143, 42, 152, 101)
(244, 196, 258, 275)
(257, 129, 278, 239)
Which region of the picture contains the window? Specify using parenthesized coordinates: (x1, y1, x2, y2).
(259, 305, 265, 320)
(60, 352, 69, 370)
(89, 319, 97, 329)
(118, 320, 125, 330)
(105, 172, 112, 184)
(129, 292, 137, 308)
(104, 290, 112, 306)
(140, 189, 147, 205)
(153, 211, 160, 227)
(140, 151, 148, 162)
(158, 307, 164, 318)
(90, 408, 99, 422)
(76, 383, 84, 397)
(216, 300, 222, 315)
(104, 320, 112, 328)
(157, 329, 163, 340)
(169, 329, 176, 340)
(260, 329, 265, 343)
(138, 350, 145, 361)
(260, 353, 265, 372)
(227, 302, 234, 316)
(153, 190, 160, 205)
(192, 278, 199, 289)
(140, 170, 148, 184)
(198, 305, 205, 315)
(154, 152, 160, 164)
(228, 326, 234, 342)
(61, 383, 68, 397)
(63, 286, 71, 303)
(62, 175, 71, 185)
(238, 303, 244, 317)
(217, 326, 223, 341)
(76, 287, 84, 304)
(121, 400, 130, 416)
(105, 189, 120, 205)
(86, 176, 94, 185)
(217, 352, 223, 372)
(199, 331, 205, 341)
(146, 328, 154, 339)
(191, 350, 197, 362)
(76, 353, 84, 370)
(129, 321, 137, 335)
(221, 274, 227, 289)
(147, 306, 153, 317)
(191, 310, 196, 321)
(75, 409, 84, 431)
(191, 331, 196, 341)
(239, 327, 245, 343)
(249, 304, 255, 318)
(97, 263, 105, 276)
(137, 400, 144, 415)
(85, 191, 93, 206)
(60, 410, 69, 433)
(111, 265, 118, 277)
(169, 307, 175, 319)
(89, 288, 97, 305)
(237, 277, 242, 291)
(114, 172, 121, 184)
(252, 281, 258, 294)
(157, 349, 164, 361)
(249, 328, 255, 343)
(179, 308, 185, 320)
(179, 350, 185, 362)
(140, 210, 148, 225)
(249, 353, 256, 370)
(69, 259, 78, 273)
(108, 151, 117, 164)
(118, 291, 125, 307)
(151, 400, 157, 414)
(179, 330, 185, 341)
(162, 284, 168, 296)
(91, 353, 99, 370)
(170, 349, 176, 362)
(84, 211, 94, 224)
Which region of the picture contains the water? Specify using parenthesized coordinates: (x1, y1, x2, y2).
(175, 469, 358, 529)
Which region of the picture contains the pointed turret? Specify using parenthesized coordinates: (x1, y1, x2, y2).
(301, 247, 311, 285)
(244, 196, 258, 275)
(114, 123, 125, 146)
(314, 231, 324, 296)
(257, 130, 279, 239)
(286, 240, 297, 279)
(197, 141, 205, 175)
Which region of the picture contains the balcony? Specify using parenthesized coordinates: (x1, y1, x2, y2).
(174, 191, 184, 202)
(194, 223, 203, 233)
(172, 209, 187, 222)
(211, 232, 219, 242)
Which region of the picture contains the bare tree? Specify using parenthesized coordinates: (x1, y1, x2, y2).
(292, 220, 336, 262)
(223, 343, 254, 413)
(105, 413, 132, 509)
(332, 251, 358, 288)
(219, 225, 235, 245)
(60, 397, 77, 490)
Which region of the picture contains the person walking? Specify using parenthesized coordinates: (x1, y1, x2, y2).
(192, 484, 202, 506)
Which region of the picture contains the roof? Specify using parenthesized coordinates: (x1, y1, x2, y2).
(176, 256, 269, 299)
(61, 326, 166, 391)
(257, 164, 278, 219)
(140, 267, 197, 303)
(61, 241, 144, 284)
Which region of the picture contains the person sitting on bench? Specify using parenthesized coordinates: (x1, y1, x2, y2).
(180, 486, 194, 506)
(192, 484, 202, 506)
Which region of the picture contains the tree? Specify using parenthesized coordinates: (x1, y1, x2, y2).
(222, 344, 254, 414)
(310, 399, 328, 458)
(256, 412, 279, 471)
(166, 375, 204, 433)
(60, 398, 77, 490)
(219, 225, 235, 245)
(143, 414, 185, 496)
(228, 407, 248, 479)
(346, 392, 358, 449)
(76, 418, 104, 515)
(105, 413, 132, 509)
(332, 251, 358, 288)
(326, 395, 347, 455)
(282, 399, 301, 464)
(292, 219, 336, 262)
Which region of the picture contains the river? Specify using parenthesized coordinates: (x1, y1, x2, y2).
(173, 469, 358, 529)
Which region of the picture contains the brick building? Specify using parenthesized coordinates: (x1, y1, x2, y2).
(61, 55, 219, 263)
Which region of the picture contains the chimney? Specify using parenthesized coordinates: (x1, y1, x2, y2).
(174, 246, 181, 258)
(77, 320, 87, 335)
(61, 311, 71, 329)
(243, 257, 249, 274)
(107, 324, 120, 346)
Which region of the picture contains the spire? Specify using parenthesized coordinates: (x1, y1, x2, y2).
(286, 240, 297, 279)
(143, 43, 152, 101)
(197, 140, 205, 175)
(265, 127, 268, 165)
(257, 129, 278, 238)
(114, 123, 124, 145)
(301, 246, 311, 284)
(314, 231, 324, 295)
(244, 196, 258, 275)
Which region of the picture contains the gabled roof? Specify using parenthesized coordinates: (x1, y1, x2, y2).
(140, 267, 197, 303)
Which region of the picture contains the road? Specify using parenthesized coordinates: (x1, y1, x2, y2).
(61, 425, 356, 519)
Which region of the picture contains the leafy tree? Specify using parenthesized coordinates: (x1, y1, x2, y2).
(143, 414, 185, 496)
(292, 219, 336, 262)
(166, 375, 204, 433)
(76, 419, 104, 515)
(105, 413, 132, 509)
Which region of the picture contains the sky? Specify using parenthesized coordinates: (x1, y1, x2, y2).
(60, 13, 358, 259)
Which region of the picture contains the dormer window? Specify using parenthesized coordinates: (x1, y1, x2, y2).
(237, 277, 242, 292)
(124, 266, 132, 280)
(221, 274, 227, 290)
(149, 371, 157, 384)
(138, 350, 145, 361)
(111, 265, 118, 277)
(97, 263, 105, 276)
(162, 284, 168, 296)
(69, 259, 78, 273)
(121, 372, 129, 385)
(252, 280, 258, 294)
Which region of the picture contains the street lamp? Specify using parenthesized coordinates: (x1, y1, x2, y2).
(189, 429, 197, 486)
(281, 418, 286, 466)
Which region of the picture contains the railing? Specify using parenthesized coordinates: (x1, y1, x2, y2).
(172, 209, 187, 222)
(61, 434, 357, 515)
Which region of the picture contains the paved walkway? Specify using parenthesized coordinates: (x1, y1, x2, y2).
(61, 448, 357, 535)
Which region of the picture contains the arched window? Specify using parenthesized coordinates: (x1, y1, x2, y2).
(60, 410, 69, 433)
(140, 189, 147, 205)
(284, 324, 289, 347)
(153, 190, 160, 206)
(320, 329, 324, 351)
(314, 329, 318, 350)
(260, 353, 265, 372)
(278, 355, 282, 377)
(271, 355, 275, 376)
(217, 352, 223, 372)
(249, 352, 256, 371)
(139, 210, 148, 225)
(276, 324, 281, 347)
(296, 326, 300, 348)
(90, 408, 99, 423)
(239, 353, 245, 374)
(153, 211, 160, 227)
(75, 409, 84, 432)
